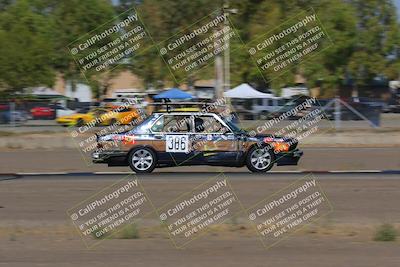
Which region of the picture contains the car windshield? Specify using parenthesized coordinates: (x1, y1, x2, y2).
(128, 114, 159, 134)
(75, 108, 87, 113)
(90, 108, 109, 115)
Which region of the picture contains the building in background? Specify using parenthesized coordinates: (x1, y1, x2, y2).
(53, 71, 144, 102)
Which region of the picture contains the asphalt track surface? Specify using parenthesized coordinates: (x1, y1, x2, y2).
(1, 173, 399, 267)
(1, 147, 400, 174)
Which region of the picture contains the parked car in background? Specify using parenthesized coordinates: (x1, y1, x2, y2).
(251, 97, 286, 119)
(0, 110, 29, 124)
(56, 107, 110, 127)
(268, 95, 313, 120)
(30, 106, 55, 119)
(350, 97, 385, 110)
(382, 99, 400, 113)
(99, 106, 140, 126)
(31, 105, 75, 120)
(281, 86, 309, 98)
(318, 97, 383, 121)
(56, 106, 140, 127)
(230, 97, 286, 120)
(55, 105, 75, 118)
(0, 104, 8, 111)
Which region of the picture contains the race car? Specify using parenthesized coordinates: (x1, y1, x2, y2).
(92, 112, 303, 173)
(56, 107, 110, 126)
(56, 106, 139, 127)
(99, 106, 140, 126)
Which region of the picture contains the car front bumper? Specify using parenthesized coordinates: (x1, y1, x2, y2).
(275, 149, 303, 166)
(92, 150, 128, 166)
(56, 118, 76, 126)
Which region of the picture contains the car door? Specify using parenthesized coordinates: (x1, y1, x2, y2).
(150, 114, 196, 165)
(192, 114, 239, 163)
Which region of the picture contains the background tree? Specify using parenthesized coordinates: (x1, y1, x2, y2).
(51, 0, 116, 94)
(347, 0, 400, 95)
(0, 0, 56, 93)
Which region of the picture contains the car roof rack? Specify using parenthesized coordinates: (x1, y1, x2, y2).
(150, 100, 226, 113)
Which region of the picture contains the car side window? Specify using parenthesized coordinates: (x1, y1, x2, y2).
(151, 116, 164, 132)
(194, 116, 229, 134)
(164, 115, 191, 133)
(151, 115, 192, 133)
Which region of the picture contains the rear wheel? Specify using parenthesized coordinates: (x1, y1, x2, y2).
(76, 118, 84, 127)
(246, 146, 274, 173)
(128, 147, 157, 173)
(109, 118, 117, 126)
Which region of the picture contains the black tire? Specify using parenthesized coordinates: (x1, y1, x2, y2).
(245, 146, 274, 173)
(76, 118, 84, 127)
(109, 118, 117, 126)
(128, 147, 157, 173)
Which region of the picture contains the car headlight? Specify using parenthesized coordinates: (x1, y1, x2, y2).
(272, 142, 289, 153)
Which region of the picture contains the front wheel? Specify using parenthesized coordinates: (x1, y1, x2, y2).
(246, 146, 274, 173)
(109, 118, 117, 126)
(128, 147, 157, 173)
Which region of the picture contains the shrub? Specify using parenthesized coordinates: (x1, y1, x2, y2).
(116, 224, 140, 239)
(374, 224, 397, 241)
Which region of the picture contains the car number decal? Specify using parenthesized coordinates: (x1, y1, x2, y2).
(166, 135, 189, 153)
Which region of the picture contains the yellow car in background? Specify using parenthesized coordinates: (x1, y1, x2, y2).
(56, 106, 140, 127)
(56, 107, 110, 127)
(99, 106, 140, 126)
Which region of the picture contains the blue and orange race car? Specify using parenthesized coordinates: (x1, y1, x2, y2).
(92, 111, 303, 173)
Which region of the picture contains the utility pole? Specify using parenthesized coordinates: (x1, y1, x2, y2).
(334, 96, 341, 129)
(223, 2, 230, 93)
(215, 1, 237, 99)
(215, 22, 224, 99)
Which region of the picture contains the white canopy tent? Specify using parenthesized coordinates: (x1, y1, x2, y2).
(224, 83, 276, 99)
